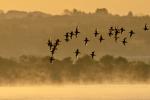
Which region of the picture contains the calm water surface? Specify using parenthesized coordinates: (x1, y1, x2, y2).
(0, 85, 149, 100)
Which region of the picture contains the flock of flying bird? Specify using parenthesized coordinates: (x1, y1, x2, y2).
(47, 24, 149, 63)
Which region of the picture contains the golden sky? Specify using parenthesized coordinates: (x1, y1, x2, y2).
(0, 0, 150, 15)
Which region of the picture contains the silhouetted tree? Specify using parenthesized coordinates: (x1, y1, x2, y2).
(95, 8, 109, 15)
(127, 11, 133, 17)
(64, 9, 72, 15)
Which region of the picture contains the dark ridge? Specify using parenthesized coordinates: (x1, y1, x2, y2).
(0, 55, 150, 85)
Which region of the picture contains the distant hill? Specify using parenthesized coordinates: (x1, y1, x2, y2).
(0, 8, 150, 59)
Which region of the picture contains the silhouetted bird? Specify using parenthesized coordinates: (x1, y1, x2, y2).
(49, 44, 53, 50)
(48, 39, 51, 46)
(84, 37, 90, 46)
(122, 37, 128, 46)
(99, 35, 104, 43)
(90, 51, 96, 59)
(74, 49, 80, 58)
(108, 30, 113, 37)
(53, 44, 57, 50)
(114, 28, 120, 37)
(120, 27, 125, 34)
(55, 39, 61, 46)
(144, 24, 149, 31)
(49, 56, 55, 64)
(109, 26, 114, 31)
(65, 32, 69, 37)
(50, 45, 57, 56)
(64, 32, 70, 42)
(70, 31, 74, 39)
(129, 30, 135, 38)
(75, 26, 80, 38)
(47, 25, 140, 64)
(48, 39, 53, 50)
(51, 48, 56, 56)
(94, 28, 100, 37)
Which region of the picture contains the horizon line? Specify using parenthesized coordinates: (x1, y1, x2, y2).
(0, 8, 149, 16)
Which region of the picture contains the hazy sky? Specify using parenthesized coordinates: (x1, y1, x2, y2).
(0, 0, 150, 15)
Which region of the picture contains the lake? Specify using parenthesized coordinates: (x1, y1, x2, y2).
(0, 84, 149, 100)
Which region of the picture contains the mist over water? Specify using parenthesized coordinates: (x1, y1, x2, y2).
(0, 55, 150, 85)
(0, 85, 150, 100)
(1, 55, 150, 99)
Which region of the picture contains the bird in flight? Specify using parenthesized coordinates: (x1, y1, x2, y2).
(120, 27, 125, 34)
(144, 24, 149, 31)
(94, 28, 100, 37)
(109, 26, 114, 32)
(90, 51, 96, 59)
(51, 46, 57, 56)
(47, 39, 53, 50)
(108, 30, 113, 37)
(47, 25, 142, 64)
(64, 32, 70, 42)
(47, 39, 51, 46)
(75, 26, 80, 38)
(47, 39, 53, 49)
(99, 35, 105, 43)
(70, 31, 74, 39)
(55, 39, 61, 46)
(114, 27, 120, 37)
(122, 37, 128, 46)
(74, 49, 80, 58)
(84, 37, 90, 46)
(129, 30, 135, 38)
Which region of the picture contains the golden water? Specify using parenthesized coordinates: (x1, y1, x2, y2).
(0, 85, 149, 100)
